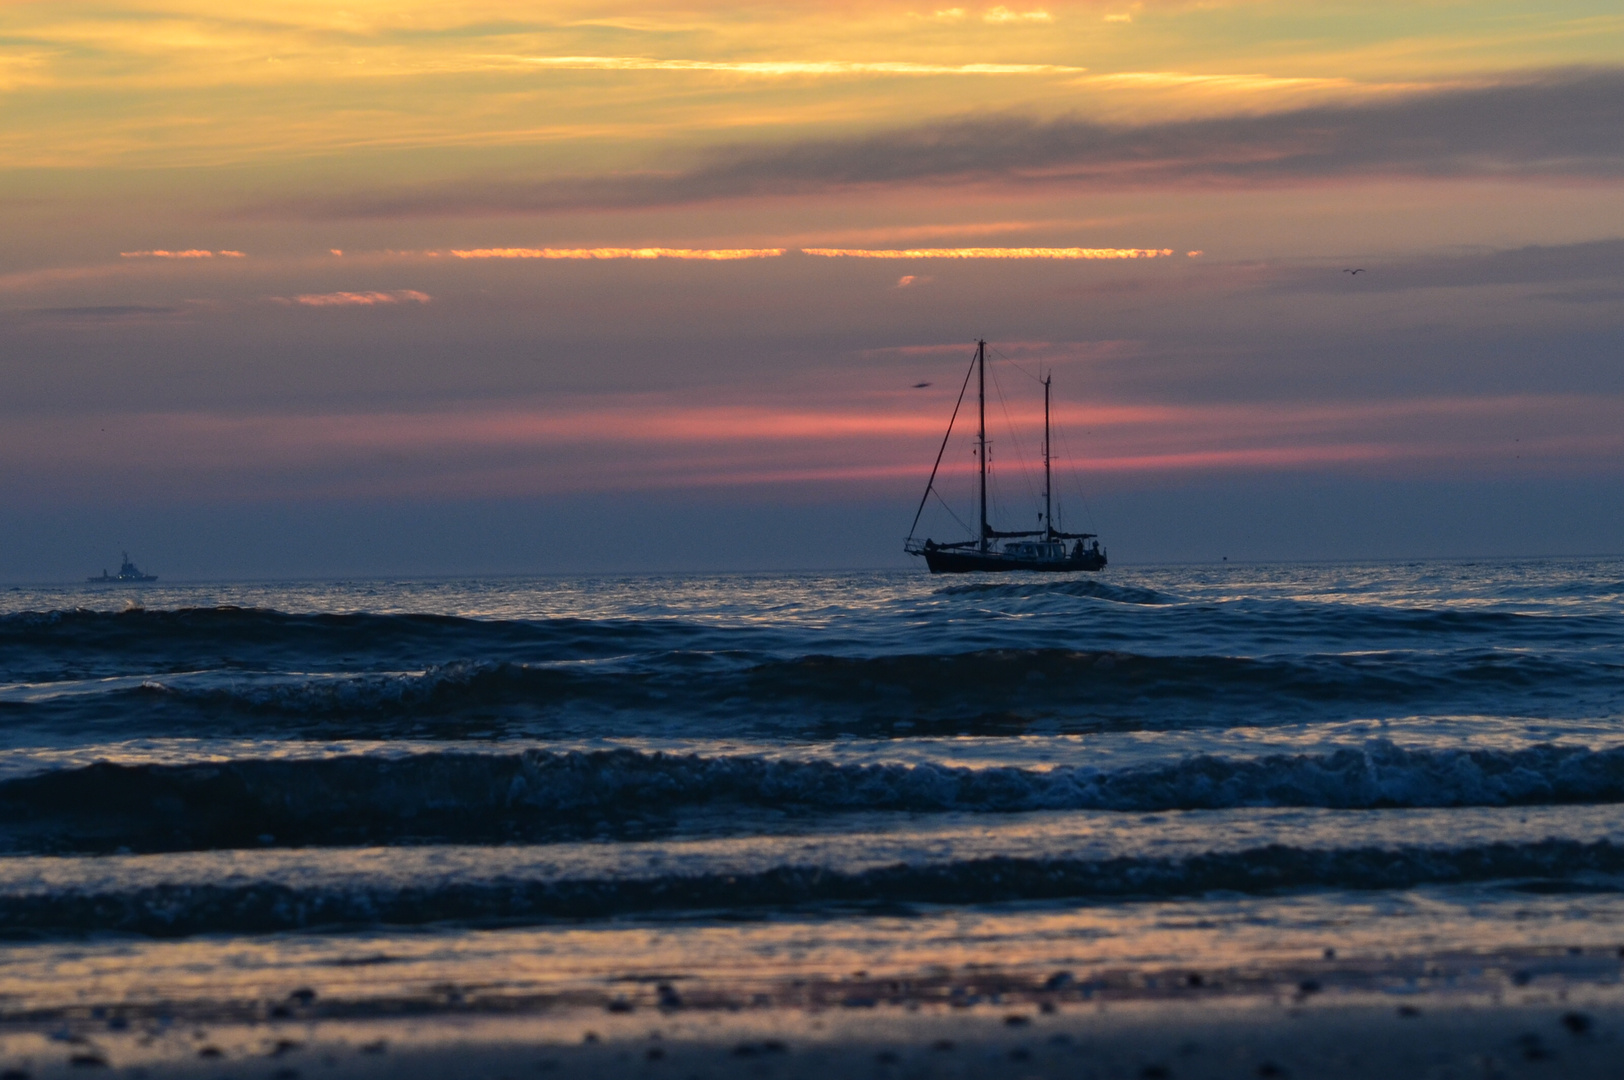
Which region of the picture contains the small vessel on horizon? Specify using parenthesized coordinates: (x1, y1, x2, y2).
(88, 552, 157, 584)
(905, 340, 1106, 573)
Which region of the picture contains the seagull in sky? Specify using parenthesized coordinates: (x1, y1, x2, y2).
(1343, 268, 1365, 275)
(912, 381, 932, 388)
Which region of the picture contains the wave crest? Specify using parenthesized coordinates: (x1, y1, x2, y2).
(5, 741, 1624, 853)
(3, 840, 1621, 937)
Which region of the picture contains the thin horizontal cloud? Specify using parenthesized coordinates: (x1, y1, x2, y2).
(802, 247, 1174, 258)
(516, 56, 1081, 76)
(448, 247, 784, 259)
(274, 290, 432, 306)
(983, 6, 1053, 22)
(120, 249, 246, 259)
(1081, 71, 1360, 93)
(263, 70, 1624, 218)
(443, 247, 1172, 260)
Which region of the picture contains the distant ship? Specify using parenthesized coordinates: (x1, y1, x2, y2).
(905, 340, 1107, 573)
(88, 552, 157, 583)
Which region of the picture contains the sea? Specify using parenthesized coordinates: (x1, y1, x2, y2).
(3, 559, 1624, 1024)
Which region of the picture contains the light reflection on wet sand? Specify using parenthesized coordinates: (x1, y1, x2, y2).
(3, 888, 1624, 1018)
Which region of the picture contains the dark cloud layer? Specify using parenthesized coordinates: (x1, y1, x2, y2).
(1276, 238, 1624, 293)
(262, 69, 1624, 218)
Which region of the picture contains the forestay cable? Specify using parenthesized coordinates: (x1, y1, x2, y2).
(906, 346, 979, 543)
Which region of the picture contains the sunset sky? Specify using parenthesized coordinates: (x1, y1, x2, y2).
(4, 0, 1623, 576)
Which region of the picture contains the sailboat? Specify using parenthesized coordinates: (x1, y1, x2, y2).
(904, 340, 1107, 573)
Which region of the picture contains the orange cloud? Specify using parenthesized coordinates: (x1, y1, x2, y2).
(447, 247, 785, 260)
(119, 249, 243, 259)
(515, 56, 1078, 76)
(983, 6, 1052, 22)
(801, 247, 1175, 258)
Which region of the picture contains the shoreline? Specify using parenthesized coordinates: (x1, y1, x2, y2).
(6, 952, 1624, 1078)
(5, 992, 1623, 1078)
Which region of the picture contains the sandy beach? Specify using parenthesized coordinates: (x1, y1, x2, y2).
(6, 948, 1624, 1079)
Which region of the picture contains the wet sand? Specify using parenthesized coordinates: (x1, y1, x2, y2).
(6, 961, 1624, 1079)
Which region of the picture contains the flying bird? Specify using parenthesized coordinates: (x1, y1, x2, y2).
(912, 381, 932, 388)
(1343, 268, 1365, 275)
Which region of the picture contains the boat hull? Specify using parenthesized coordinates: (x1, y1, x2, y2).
(921, 548, 1106, 574)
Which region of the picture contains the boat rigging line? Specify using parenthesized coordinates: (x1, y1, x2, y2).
(905, 343, 979, 545)
(988, 357, 1041, 516)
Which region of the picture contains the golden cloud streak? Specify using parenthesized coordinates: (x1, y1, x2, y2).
(800, 247, 1175, 259)
(983, 6, 1052, 22)
(517, 56, 1083, 76)
(443, 246, 1175, 262)
(448, 247, 785, 260)
(120, 249, 246, 259)
(1081, 71, 1360, 93)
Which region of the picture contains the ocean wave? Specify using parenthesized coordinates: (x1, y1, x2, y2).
(4, 645, 1613, 742)
(10, 599, 1617, 677)
(7, 742, 1624, 853)
(931, 579, 1624, 644)
(3, 840, 1622, 936)
(0, 606, 729, 681)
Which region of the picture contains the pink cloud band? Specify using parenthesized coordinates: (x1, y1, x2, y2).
(8, 392, 1622, 504)
(119, 250, 246, 259)
(278, 290, 432, 306)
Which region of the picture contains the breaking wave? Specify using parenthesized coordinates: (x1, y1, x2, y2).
(7, 741, 1624, 853)
(6, 646, 1616, 742)
(4, 840, 1623, 937)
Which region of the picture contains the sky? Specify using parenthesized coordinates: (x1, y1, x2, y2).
(3, 0, 1623, 578)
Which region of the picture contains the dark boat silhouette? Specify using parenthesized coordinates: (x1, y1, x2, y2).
(88, 552, 157, 583)
(905, 340, 1106, 573)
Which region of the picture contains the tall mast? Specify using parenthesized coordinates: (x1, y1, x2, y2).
(1043, 373, 1052, 540)
(977, 339, 988, 552)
